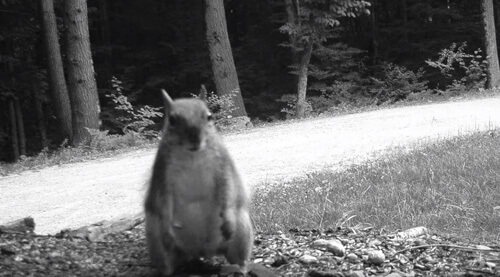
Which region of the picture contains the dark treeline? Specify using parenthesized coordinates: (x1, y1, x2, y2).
(0, 0, 498, 162)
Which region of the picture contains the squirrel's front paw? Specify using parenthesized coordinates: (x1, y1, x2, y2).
(220, 219, 235, 240)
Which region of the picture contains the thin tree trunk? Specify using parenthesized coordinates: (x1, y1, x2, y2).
(402, 0, 408, 42)
(99, 0, 111, 46)
(14, 98, 26, 156)
(371, 0, 379, 66)
(284, 0, 300, 68)
(39, 0, 73, 142)
(8, 99, 19, 162)
(64, 0, 101, 145)
(482, 0, 500, 88)
(205, 0, 248, 117)
(295, 41, 313, 118)
(34, 91, 49, 149)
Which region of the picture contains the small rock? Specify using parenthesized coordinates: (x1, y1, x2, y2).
(414, 238, 427, 246)
(486, 262, 496, 268)
(30, 250, 41, 257)
(299, 254, 318, 264)
(308, 270, 344, 277)
(367, 239, 382, 248)
(476, 245, 492, 251)
(263, 257, 274, 264)
(345, 270, 365, 277)
(326, 240, 345, 257)
(385, 273, 404, 277)
(253, 258, 264, 263)
(396, 226, 428, 239)
(312, 239, 330, 247)
(0, 247, 16, 255)
(345, 253, 359, 263)
(367, 250, 385, 265)
(421, 256, 435, 264)
(271, 255, 288, 267)
(49, 251, 63, 258)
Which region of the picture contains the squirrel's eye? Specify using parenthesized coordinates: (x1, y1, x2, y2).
(168, 115, 177, 126)
(207, 113, 213, 121)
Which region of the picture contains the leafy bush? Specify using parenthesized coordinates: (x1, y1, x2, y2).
(426, 42, 487, 94)
(85, 128, 145, 151)
(369, 63, 429, 103)
(105, 76, 163, 137)
(275, 94, 313, 119)
(192, 89, 237, 124)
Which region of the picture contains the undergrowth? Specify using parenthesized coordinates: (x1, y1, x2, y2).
(252, 129, 500, 242)
(0, 132, 157, 176)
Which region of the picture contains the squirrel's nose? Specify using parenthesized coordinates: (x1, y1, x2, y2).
(187, 127, 202, 151)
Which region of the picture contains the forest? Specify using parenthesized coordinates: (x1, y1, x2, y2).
(0, 0, 499, 162)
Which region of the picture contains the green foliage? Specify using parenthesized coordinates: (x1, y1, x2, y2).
(279, 0, 371, 46)
(307, 42, 367, 109)
(0, 130, 155, 176)
(275, 94, 313, 119)
(84, 128, 146, 151)
(192, 90, 237, 124)
(105, 77, 162, 137)
(370, 63, 429, 103)
(426, 42, 487, 94)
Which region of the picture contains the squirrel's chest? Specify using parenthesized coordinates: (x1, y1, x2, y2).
(167, 155, 217, 201)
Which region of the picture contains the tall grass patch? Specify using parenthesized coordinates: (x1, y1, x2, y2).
(252, 130, 500, 241)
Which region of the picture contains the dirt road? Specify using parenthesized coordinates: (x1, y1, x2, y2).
(1, 97, 500, 235)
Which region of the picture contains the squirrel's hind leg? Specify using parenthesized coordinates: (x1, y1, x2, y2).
(223, 210, 254, 275)
(146, 213, 186, 276)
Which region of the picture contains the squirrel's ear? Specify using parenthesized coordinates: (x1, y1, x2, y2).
(199, 84, 207, 102)
(161, 89, 173, 112)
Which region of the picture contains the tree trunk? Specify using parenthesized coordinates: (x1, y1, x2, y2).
(8, 99, 19, 162)
(295, 41, 313, 118)
(371, 0, 379, 66)
(14, 98, 26, 156)
(99, 0, 111, 46)
(483, 0, 500, 88)
(402, 0, 408, 42)
(64, 0, 101, 145)
(39, 0, 73, 142)
(284, 0, 300, 91)
(205, 0, 248, 117)
(34, 91, 49, 150)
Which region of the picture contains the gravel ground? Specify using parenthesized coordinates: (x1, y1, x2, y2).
(1, 223, 499, 276)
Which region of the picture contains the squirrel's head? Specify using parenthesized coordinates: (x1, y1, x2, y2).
(161, 89, 215, 152)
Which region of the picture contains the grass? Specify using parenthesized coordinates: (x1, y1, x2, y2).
(0, 130, 158, 176)
(252, 129, 500, 242)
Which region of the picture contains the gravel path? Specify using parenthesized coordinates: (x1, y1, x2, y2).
(1, 97, 500, 235)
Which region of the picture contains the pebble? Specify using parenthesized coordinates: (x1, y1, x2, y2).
(421, 255, 435, 264)
(345, 253, 359, 263)
(49, 251, 63, 258)
(367, 239, 382, 248)
(312, 239, 330, 247)
(253, 258, 264, 263)
(299, 254, 318, 264)
(385, 273, 404, 277)
(367, 250, 385, 265)
(345, 270, 365, 277)
(486, 262, 496, 268)
(476, 245, 492, 251)
(326, 240, 345, 257)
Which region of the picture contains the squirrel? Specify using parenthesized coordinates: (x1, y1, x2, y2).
(144, 89, 254, 276)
